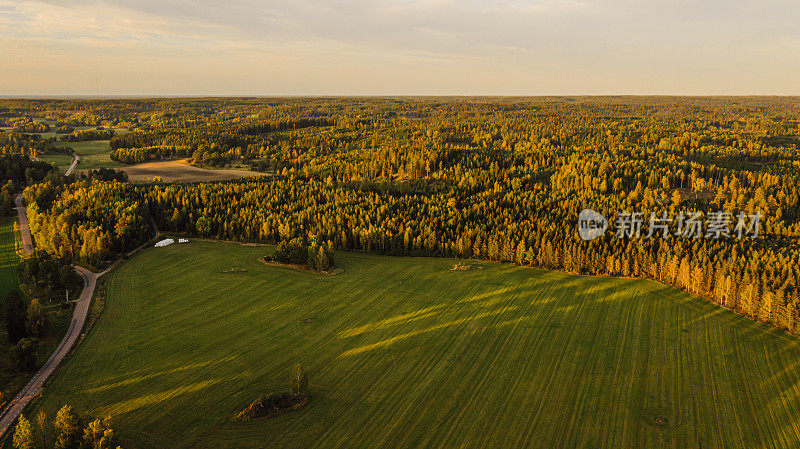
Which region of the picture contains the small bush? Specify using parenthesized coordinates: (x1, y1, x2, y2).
(236, 392, 309, 421)
(237, 363, 311, 421)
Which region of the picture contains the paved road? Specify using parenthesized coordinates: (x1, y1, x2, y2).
(14, 195, 34, 255)
(0, 198, 99, 438)
(65, 155, 79, 176)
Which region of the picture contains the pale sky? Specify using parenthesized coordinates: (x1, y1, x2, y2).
(1, 0, 799, 96)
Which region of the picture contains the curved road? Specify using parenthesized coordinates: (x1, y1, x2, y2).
(0, 195, 99, 438)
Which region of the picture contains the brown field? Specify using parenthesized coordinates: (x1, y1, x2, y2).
(119, 160, 266, 183)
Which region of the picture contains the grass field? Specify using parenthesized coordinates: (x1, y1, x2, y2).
(25, 241, 800, 449)
(0, 217, 19, 299)
(39, 138, 120, 172)
(2, 123, 128, 172)
(38, 154, 74, 173)
(54, 140, 122, 170)
(5, 122, 261, 180)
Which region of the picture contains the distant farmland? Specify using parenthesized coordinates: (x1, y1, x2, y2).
(121, 159, 266, 183)
(28, 241, 800, 449)
(31, 125, 264, 182)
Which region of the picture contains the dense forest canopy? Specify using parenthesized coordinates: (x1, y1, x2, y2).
(2, 96, 799, 333)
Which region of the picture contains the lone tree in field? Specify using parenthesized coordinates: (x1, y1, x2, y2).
(291, 364, 308, 393)
(54, 405, 82, 449)
(12, 415, 34, 449)
(35, 410, 47, 449)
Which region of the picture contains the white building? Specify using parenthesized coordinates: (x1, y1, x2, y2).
(154, 238, 175, 247)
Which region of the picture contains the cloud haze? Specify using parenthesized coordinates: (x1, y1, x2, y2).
(1, 0, 798, 95)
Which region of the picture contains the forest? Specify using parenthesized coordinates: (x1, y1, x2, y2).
(2, 96, 799, 334)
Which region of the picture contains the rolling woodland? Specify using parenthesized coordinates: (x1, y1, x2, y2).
(2, 96, 799, 334)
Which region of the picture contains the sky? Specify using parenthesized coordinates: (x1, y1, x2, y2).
(1, 0, 799, 96)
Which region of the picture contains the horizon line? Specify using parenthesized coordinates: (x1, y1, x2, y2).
(2, 94, 800, 100)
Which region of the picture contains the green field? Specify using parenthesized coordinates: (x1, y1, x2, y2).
(27, 241, 800, 448)
(0, 217, 19, 298)
(54, 140, 122, 170)
(2, 122, 129, 172)
(38, 154, 74, 173)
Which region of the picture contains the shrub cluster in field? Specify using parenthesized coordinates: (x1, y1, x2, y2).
(237, 364, 310, 421)
(236, 392, 310, 422)
(78, 168, 129, 183)
(267, 238, 335, 271)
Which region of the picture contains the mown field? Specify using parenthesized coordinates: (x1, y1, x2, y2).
(28, 124, 126, 172)
(54, 140, 122, 171)
(0, 218, 19, 298)
(26, 241, 800, 449)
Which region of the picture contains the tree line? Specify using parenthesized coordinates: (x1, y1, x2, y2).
(13, 405, 121, 449)
(60, 128, 115, 142)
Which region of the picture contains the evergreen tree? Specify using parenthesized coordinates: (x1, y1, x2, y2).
(515, 241, 526, 265)
(315, 245, 331, 271)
